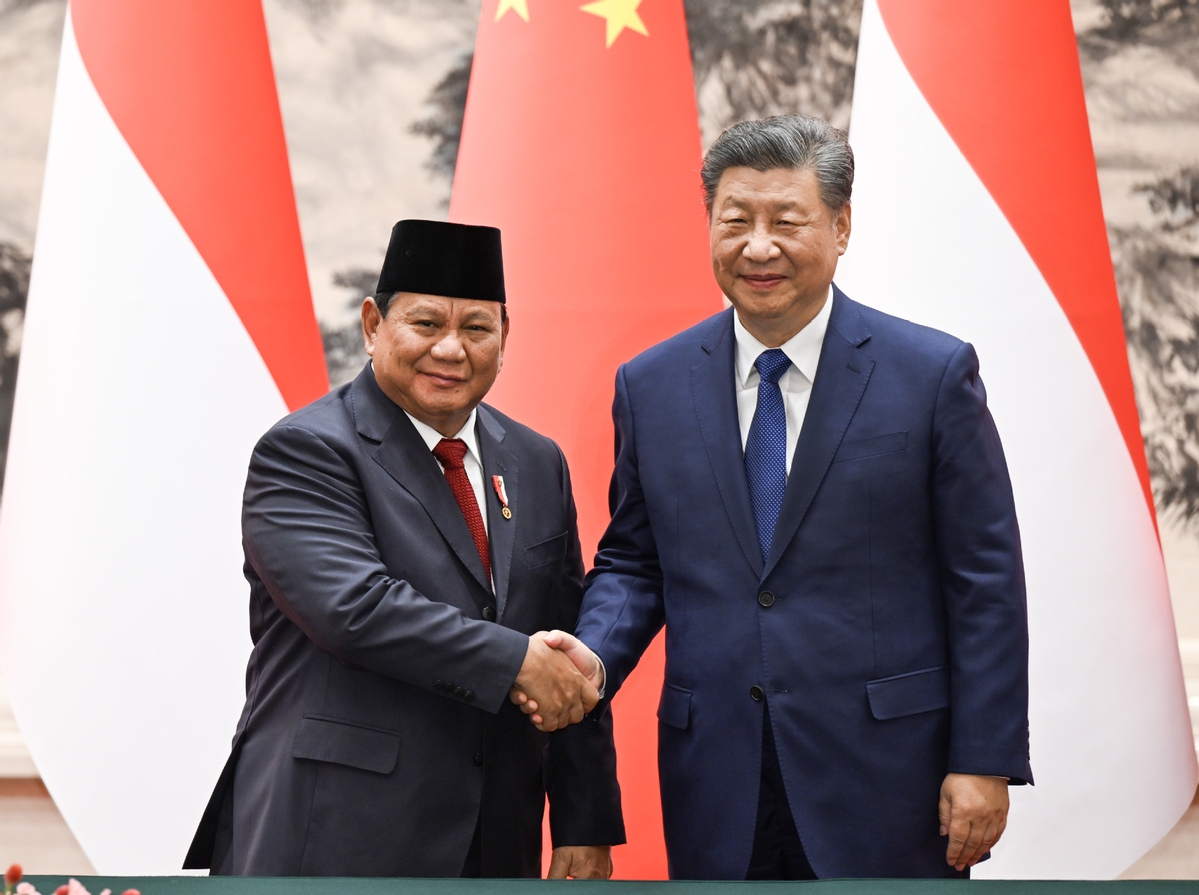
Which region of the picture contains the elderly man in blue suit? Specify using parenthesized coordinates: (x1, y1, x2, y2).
(515, 116, 1032, 880)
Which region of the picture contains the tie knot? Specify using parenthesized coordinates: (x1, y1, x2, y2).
(432, 438, 468, 470)
(755, 348, 791, 385)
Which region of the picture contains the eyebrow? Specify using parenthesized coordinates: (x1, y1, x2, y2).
(402, 302, 446, 317)
(719, 197, 803, 213)
(459, 311, 499, 325)
(402, 301, 498, 324)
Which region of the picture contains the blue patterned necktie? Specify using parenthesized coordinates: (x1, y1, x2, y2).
(745, 348, 792, 561)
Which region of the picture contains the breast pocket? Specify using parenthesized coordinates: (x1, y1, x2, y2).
(834, 431, 908, 463)
(525, 531, 567, 570)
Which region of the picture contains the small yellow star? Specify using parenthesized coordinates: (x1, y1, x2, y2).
(580, 0, 649, 47)
(495, 0, 530, 22)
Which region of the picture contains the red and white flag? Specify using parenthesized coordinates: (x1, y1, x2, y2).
(451, 0, 716, 877)
(840, 0, 1197, 877)
(0, 0, 326, 871)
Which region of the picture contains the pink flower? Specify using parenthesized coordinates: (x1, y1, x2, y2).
(16, 883, 41, 895)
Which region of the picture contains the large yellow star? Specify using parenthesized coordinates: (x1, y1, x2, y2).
(580, 0, 649, 47)
(495, 0, 530, 22)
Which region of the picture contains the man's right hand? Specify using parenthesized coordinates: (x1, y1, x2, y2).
(939, 773, 1009, 870)
(511, 632, 599, 731)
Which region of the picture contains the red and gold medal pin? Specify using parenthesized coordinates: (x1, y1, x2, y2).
(492, 475, 512, 519)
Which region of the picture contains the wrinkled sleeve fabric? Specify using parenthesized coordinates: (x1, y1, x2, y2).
(576, 364, 666, 697)
(932, 343, 1032, 785)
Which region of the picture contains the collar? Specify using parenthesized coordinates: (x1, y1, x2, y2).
(404, 406, 482, 466)
(733, 285, 834, 387)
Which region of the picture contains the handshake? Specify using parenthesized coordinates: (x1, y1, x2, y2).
(510, 630, 604, 731)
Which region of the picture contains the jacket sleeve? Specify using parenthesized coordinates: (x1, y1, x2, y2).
(932, 342, 1033, 784)
(576, 363, 667, 697)
(242, 422, 529, 714)
(545, 443, 626, 846)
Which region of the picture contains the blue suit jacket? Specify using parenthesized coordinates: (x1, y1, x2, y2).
(576, 288, 1031, 879)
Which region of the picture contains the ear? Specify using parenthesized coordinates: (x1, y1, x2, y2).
(835, 203, 852, 256)
(362, 297, 382, 356)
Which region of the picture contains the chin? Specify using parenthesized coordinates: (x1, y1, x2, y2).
(734, 295, 791, 316)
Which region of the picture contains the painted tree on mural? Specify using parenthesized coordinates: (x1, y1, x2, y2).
(320, 267, 374, 388)
(1094, 0, 1199, 40)
(0, 243, 30, 496)
(1116, 167, 1199, 526)
(684, 0, 861, 138)
(410, 52, 473, 185)
(1076, 0, 1199, 528)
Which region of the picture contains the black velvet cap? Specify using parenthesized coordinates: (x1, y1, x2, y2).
(375, 219, 506, 304)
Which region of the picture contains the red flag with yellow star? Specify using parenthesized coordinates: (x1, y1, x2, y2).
(450, 0, 716, 879)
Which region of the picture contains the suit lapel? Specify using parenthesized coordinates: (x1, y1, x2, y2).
(352, 367, 493, 596)
(691, 309, 764, 578)
(476, 407, 518, 620)
(763, 288, 874, 579)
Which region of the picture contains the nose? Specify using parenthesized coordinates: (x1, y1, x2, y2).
(743, 224, 780, 262)
(430, 330, 467, 362)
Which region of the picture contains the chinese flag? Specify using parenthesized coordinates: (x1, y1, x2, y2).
(450, 0, 718, 879)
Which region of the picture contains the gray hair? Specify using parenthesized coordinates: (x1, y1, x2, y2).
(700, 115, 854, 215)
(374, 291, 399, 318)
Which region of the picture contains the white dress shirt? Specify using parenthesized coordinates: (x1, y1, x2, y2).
(405, 407, 491, 546)
(733, 286, 833, 474)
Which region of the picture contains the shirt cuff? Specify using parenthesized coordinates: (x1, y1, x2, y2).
(595, 654, 607, 700)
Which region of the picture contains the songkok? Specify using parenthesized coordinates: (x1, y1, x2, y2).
(375, 219, 506, 304)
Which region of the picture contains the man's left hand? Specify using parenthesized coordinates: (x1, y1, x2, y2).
(939, 773, 1009, 871)
(547, 845, 613, 879)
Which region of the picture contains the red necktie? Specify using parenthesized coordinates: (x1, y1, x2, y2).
(432, 438, 491, 583)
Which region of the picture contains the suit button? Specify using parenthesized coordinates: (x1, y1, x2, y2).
(473, 752, 484, 767)
(434, 680, 444, 691)
(758, 591, 775, 607)
(464, 690, 475, 702)
(482, 606, 496, 621)
(454, 687, 466, 698)
(750, 685, 765, 702)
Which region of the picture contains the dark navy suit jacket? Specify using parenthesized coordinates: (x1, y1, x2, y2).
(576, 289, 1030, 879)
(186, 364, 623, 876)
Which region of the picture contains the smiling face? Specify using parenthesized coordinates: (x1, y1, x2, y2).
(363, 292, 508, 436)
(709, 166, 851, 347)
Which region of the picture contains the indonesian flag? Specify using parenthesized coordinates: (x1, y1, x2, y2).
(0, 0, 326, 872)
(839, 0, 1197, 878)
(450, 0, 715, 878)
